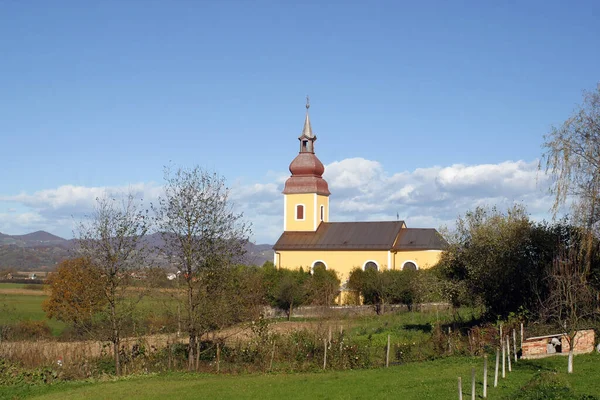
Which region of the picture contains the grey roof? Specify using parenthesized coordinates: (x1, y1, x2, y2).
(273, 222, 447, 251)
(392, 228, 447, 250)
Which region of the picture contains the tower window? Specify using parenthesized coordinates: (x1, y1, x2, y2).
(296, 204, 304, 220)
(320, 205, 324, 221)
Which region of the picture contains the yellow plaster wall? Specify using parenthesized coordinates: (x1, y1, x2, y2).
(316, 195, 329, 223)
(392, 250, 443, 270)
(285, 193, 329, 231)
(277, 250, 390, 282)
(284, 193, 315, 231)
(277, 249, 443, 282)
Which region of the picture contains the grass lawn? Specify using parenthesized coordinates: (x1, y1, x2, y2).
(0, 293, 66, 336)
(5, 354, 598, 400)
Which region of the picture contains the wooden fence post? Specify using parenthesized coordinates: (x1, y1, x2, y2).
(513, 329, 517, 362)
(483, 355, 488, 398)
(471, 367, 476, 400)
(520, 323, 524, 348)
(216, 343, 220, 373)
(494, 348, 500, 387)
(458, 377, 463, 400)
(270, 341, 276, 372)
(386, 334, 391, 368)
(502, 342, 506, 378)
(323, 339, 327, 370)
(506, 336, 512, 372)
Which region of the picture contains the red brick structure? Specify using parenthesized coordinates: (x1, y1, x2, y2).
(521, 329, 596, 359)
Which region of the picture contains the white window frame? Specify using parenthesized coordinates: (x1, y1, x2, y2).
(311, 260, 328, 274)
(362, 260, 380, 271)
(295, 203, 306, 221)
(401, 260, 419, 271)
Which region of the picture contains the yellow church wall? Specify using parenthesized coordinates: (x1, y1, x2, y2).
(276, 249, 444, 282)
(276, 250, 391, 282)
(284, 193, 329, 231)
(316, 195, 329, 223)
(392, 250, 443, 270)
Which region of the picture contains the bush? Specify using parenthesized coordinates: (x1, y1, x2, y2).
(9, 321, 52, 340)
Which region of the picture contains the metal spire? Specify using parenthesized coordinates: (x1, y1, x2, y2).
(301, 95, 314, 138)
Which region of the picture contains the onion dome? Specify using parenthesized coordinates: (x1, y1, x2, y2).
(283, 98, 331, 196)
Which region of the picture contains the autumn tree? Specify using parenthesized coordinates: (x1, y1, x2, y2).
(76, 194, 150, 375)
(42, 257, 106, 333)
(541, 83, 600, 272)
(153, 166, 251, 370)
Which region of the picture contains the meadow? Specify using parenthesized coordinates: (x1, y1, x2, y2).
(2, 354, 599, 400)
(2, 282, 599, 400)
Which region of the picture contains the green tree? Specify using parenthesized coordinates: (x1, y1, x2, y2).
(305, 265, 340, 307)
(436, 205, 558, 319)
(272, 268, 308, 320)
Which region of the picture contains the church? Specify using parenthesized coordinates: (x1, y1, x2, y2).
(273, 100, 446, 287)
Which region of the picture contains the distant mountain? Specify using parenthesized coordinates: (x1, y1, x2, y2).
(0, 230, 71, 248)
(0, 230, 273, 270)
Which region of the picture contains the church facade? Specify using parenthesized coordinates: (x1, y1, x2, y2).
(273, 101, 446, 286)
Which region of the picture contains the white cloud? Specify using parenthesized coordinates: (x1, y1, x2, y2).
(0, 158, 558, 243)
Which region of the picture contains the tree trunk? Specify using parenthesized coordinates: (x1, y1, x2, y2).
(187, 280, 195, 371)
(568, 349, 574, 373)
(288, 300, 293, 321)
(110, 285, 120, 376)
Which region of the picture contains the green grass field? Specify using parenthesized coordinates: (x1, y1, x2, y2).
(0, 293, 66, 336)
(0, 283, 179, 338)
(4, 354, 599, 400)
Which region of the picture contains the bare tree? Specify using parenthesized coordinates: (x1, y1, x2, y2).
(541, 247, 598, 373)
(153, 166, 251, 370)
(76, 194, 150, 375)
(541, 83, 600, 272)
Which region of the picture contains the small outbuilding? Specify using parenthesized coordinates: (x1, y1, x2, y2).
(521, 329, 596, 359)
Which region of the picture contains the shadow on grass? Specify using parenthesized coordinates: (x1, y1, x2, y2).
(403, 324, 432, 333)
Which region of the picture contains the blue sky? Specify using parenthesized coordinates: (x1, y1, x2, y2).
(1, 1, 599, 243)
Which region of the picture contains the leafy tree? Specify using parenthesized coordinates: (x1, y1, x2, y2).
(542, 83, 600, 272)
(42, 257, 106, 332)
(76, 194, 150, 375)
(272, 268, 308, 320)
(305, 265, 340, 307)
(153, 166, 251, 370)
(347, 268, 394, 314)
(436, 205, 558, 319)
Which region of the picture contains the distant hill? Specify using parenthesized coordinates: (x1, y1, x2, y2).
(0, 230, 273, 270)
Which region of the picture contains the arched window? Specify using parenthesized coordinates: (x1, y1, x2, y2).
(296, 204, 304, 220)
(311, 260, 327, 274)
(402, 261, 418, 271)
(363, 261, 379, 271)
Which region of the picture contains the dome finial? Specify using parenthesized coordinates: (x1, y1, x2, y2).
(306, 95, 310, 110)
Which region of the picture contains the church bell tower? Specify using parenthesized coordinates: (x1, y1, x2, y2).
(282, 98, 330, 232)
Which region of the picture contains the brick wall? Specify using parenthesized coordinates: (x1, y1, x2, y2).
(522, 329, 596, 359)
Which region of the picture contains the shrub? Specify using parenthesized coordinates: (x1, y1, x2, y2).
(9, 321, 52, 340)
